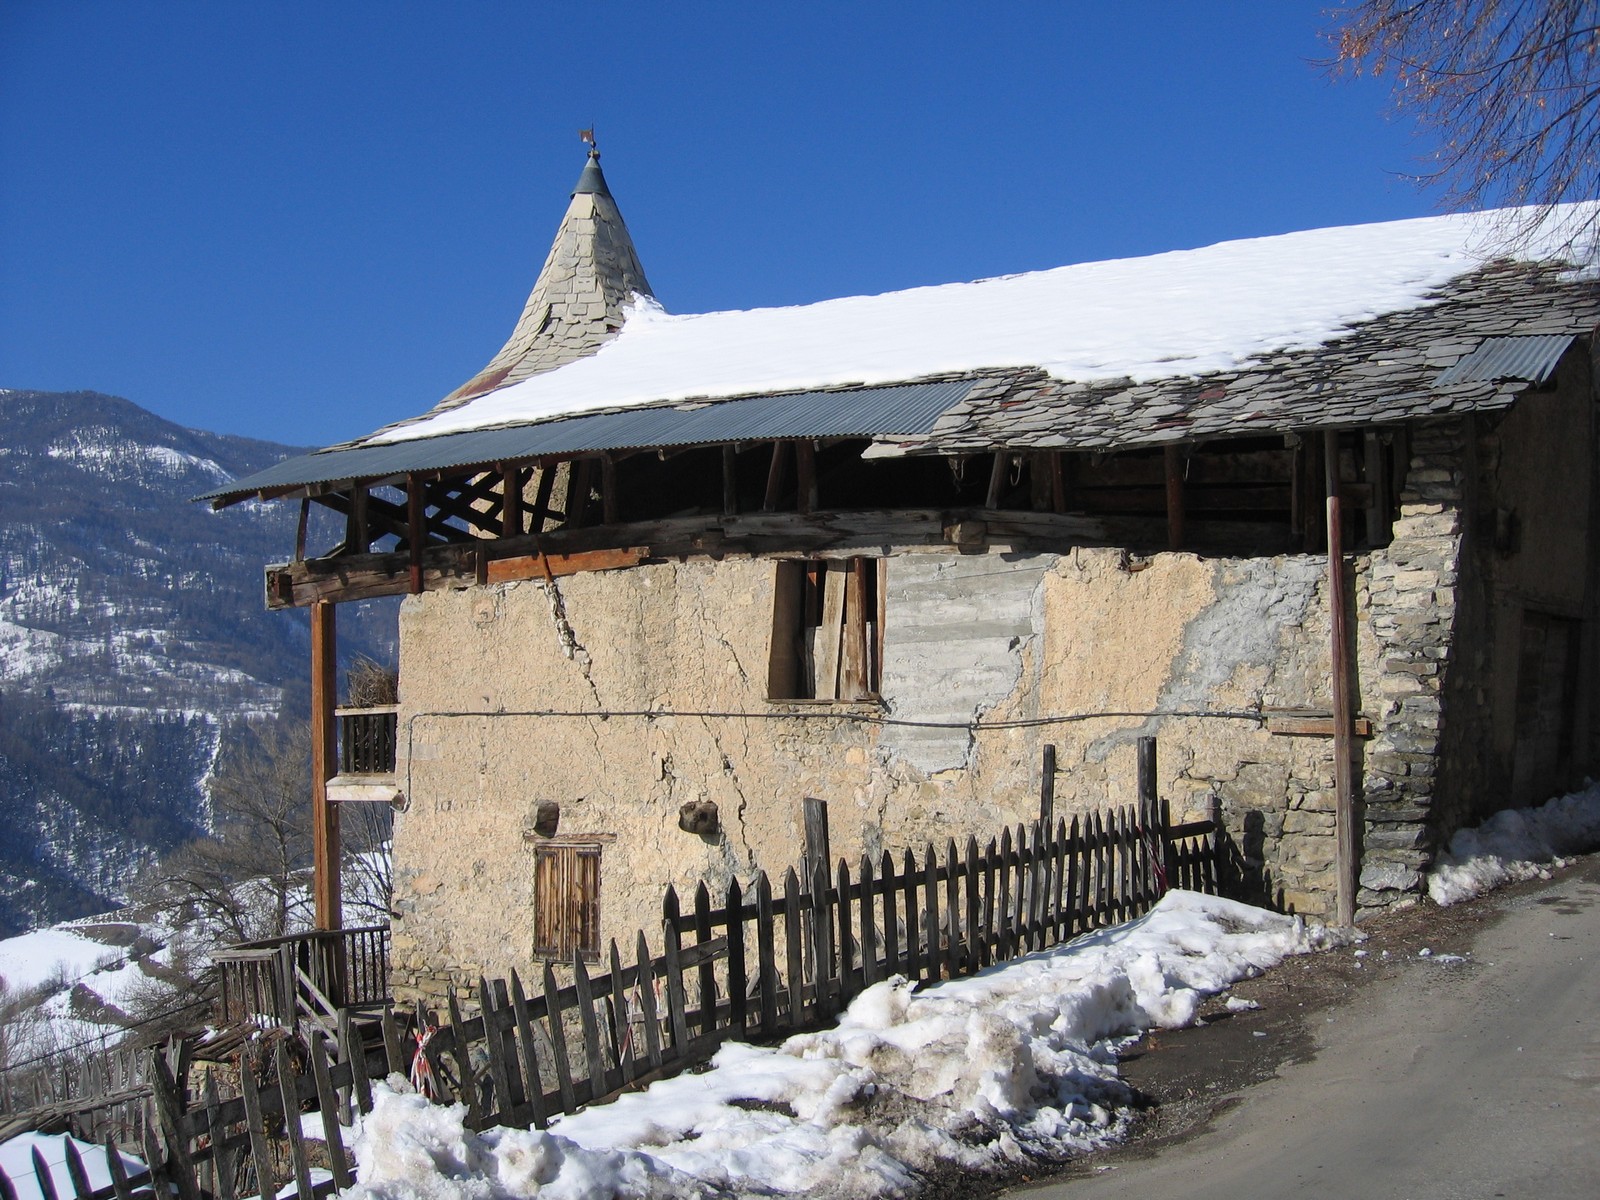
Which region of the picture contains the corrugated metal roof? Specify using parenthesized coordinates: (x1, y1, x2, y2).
(1434, 334, 1575, 386)
(198, 378, 977, 503)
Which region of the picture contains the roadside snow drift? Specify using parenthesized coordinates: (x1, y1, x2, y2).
(344, 891, 1336, 1200)
(1428, 781, 1600, 905)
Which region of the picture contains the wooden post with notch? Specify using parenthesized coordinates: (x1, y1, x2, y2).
(311, 600, 342, 931)
(1325, 430, 1357, 927)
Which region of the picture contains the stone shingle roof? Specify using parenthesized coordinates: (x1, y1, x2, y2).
(432, 150, 653, 412)
(900, 260, 1600, 455)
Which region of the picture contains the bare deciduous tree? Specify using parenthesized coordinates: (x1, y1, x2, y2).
(1330, 1, 1600, 232)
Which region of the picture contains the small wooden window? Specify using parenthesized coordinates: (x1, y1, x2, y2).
(767, 558, 884, 700)
(533, 843, 601, 961)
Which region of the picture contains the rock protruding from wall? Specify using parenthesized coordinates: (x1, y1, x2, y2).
(1361, 419, 1467, 910)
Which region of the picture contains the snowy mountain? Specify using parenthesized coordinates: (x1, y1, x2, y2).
(0, 388, 393, 936)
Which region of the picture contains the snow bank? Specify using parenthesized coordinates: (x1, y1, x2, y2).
(0, 1133, 143, 1200)
(371, 202, 1600, 444)
(1428, 782, 1600, 905)
(0, 928, 121, 995)
(345, 891, 1335, 1200)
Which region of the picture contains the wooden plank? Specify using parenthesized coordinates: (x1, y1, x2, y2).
(879, 850, 900, 978)
(980, 838, 998, 967)
(1264, 713, 1373, 737)
(901, 848, 920, 980)
(839, 559, 869, 700)
(859, 854, 880, 988)
(810, 858, 836, 1019)
(273, 1042, 314, 1200)
(62, 1135, 92, 1200)
(835, 859, 856, 1000)
(922, 845, 941, 982)
(486, 546, 649, 585)
(692, 883, 717, 1038)
(1040, 744, 1056, 827)
(1326, 428, 1357, 929)
(782, 869, 805, 1028)
(379, 1006, 406, 1078)
(985, 452, 1007, 509)
(508, 971, 550, 1129)
(308, 1034, 352, 1190)
(444, 990, 483, 1126)
(237, 1056, 274, 1200)
(566, 459, 593, 529)
(721, 445, 739, 517)
(541, 964, 578, 1114)
(103, 1139, 133, 1200)
(942, 839, 961, 973)
(30, 1148, 59, 1200)
(478, 978, 516, 1123)
(725, 880, 748, 1037)
(762, 442, 788, 512)
(795, 440, 817, 514)
(813, 566, 846, 702)
(600, 454, 619, 525)
(609, 942, 636, 1085)
(572, 955, 607, 1102)
(147, 1053, 201, 1200)
(633, 934, 663, 1072)
(756, 873, 779, 1036)
(337, 1010, 373, 1115)
(963, 837, 981, 975)
(660, 890, 691, 1065)
(996, 827, 1015, 960)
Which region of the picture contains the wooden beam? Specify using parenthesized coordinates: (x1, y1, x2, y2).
(295, 498, 310, 562)
(1265, 713, 1373, 737)
(406, 475, 424, 594)
(348, 486, 369, 554)
(1050, 453, 1067, 514)
(530, 461, 558, 532)
(1164, 445, 1185, 551)
(567, 459, 594, 529)
(1325, 429, 1357, 928)
(600, 454, 619, 525)
(985, 452, 1007, 509)
(486, 546, 650, 585)
(310, 601, 341, 931)
(501, 466, 523, 539)
(722, 445, 738, 517)
(795, 441, 817, 515)
(763, 443, 788, 512)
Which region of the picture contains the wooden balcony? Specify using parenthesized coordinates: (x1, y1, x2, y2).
(214, 924, 390, 1032)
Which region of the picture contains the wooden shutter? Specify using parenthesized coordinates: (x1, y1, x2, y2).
(534, 844, 603, 961)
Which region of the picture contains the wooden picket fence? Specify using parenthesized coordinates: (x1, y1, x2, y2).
(0, 736, 1226, 1200)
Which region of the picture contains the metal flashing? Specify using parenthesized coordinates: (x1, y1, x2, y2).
(1433, 334, 1576, 387)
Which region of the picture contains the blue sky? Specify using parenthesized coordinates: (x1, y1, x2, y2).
(1, 3, 1436, 447)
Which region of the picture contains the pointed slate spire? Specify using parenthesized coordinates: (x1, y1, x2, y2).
(438, 146, 654, 408)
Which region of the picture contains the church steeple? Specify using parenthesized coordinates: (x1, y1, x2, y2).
(439, 142, 654, 408)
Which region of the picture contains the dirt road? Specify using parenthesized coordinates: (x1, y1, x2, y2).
(1007, 855, 1600, 1200)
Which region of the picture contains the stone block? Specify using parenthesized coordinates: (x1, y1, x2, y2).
(1359, 861, 1422, 891)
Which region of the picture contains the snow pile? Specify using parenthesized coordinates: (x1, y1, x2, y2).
(371, 202, 1600, 444)
(344, 891, 1334, 1200)
(0, 1133, 143, 1200)
(1428, 782, 1600, 906)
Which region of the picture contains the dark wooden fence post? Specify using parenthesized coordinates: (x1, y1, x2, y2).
(1040, 744, 1056, 826)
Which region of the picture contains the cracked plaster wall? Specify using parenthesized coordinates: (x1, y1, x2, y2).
(387, 541, 1379, 1002)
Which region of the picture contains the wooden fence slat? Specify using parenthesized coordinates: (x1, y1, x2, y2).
(660, 891, 691, 1066)
(0, 1161, 20, 1200)
(631, 934, 663, 1072)
(337, 1011, 373, 1116)
(756, 873, 779, 1035)
(996, 827, 1014, 961)
(308, 1033, 352, 1190)
(31, 1147, 59, 1200)
(379, 1007, 406, 1078)
(607, 942, 636, 1085)
(147, 1053, 200, 1200)
(201, 1072, 234, 1200)
(475, 978, 515, 1124)
(810, 859, 835, 1019)
(859, 854, 880, 988)
(103, 1140, 133, 1200)
(726, 880, 748, 1037)
(272, 1042, 314, 1200)
(62, 1137, 92, 1200)
(964, 837, 981, 975)
(507, 971, 549, 1129)
(237, 1058, 274, 1200)
(943, 839, 961, 974)
(901, 848, 920, 980)
(879, 850, 900, 977)
(693, 883, 717, 1038)
(444, 990, 482, 1125)
(781, 869, 805, 1027)
(572, 954, 607, 1103)
(540, 963, 578, 1114)
(922, 844, 941, 983)
(835, 859, 856, 1002)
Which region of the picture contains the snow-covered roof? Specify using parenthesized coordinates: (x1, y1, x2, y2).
(365, 202, 1600, 447)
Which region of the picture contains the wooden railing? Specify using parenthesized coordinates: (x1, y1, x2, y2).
(336, 706, 398, 775)
(214, 925, 390, 1031)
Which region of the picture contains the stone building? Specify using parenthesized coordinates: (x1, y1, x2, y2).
(204, 150, 1600, 1003)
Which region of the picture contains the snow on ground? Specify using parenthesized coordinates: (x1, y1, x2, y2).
(0, 927, 123, 994)
(1427, 781, 1600, 905)
(372, 202, 1600, 443)
(345, 890, 1337, 1200)
(0, 1132, 144, 1200)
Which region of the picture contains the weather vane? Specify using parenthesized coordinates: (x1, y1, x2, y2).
(579, 127, 598, 156)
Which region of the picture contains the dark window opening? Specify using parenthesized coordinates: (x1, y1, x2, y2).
(768, 558, 884, 701)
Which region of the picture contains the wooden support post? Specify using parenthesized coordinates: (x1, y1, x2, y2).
(406, 475, 424, 595)
(349, 486, 369, 554)
(763, 442, 788, 512)
(1164, 445, 1185, 551)
(1325, 430, 1357, 928)
(501, 465, 523, 539)
(721, 445, 738, 517)
(985, 451, 1007, 509)
(795, 440, 817, 515)
(1051, 453, 1067, 514)
(311, 601, 342, 931)
(295, 498, 310, 562)
(1039, 744, 1056, 827)
(600, 454, 619, 525)
(529, 460, 557, 532)
(1137, 736, 1157, 828)
(568, 459, 593, 529)
(802, 796, 831, 883)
